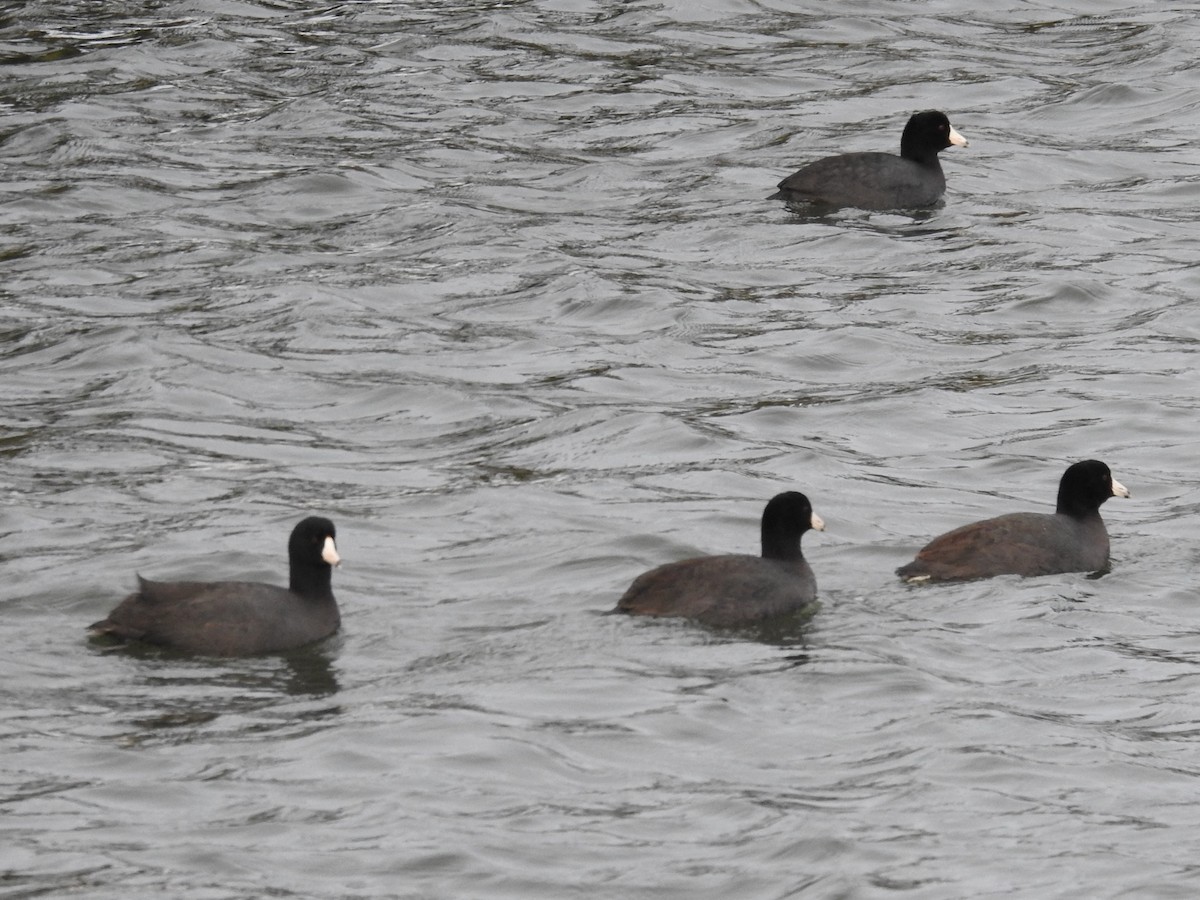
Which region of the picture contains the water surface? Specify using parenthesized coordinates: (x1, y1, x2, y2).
(4, 1, 1200, 897)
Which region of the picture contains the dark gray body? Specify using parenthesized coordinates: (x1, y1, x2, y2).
(616, 554, 817, 628)
(771, 151, 947, 210)
(92, 576, 341, 656)
(896, 511, 1111, 583)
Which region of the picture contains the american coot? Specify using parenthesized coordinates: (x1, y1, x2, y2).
(89, 516, 342, 656)
(614, 492, 825, 628)
(896, 460, 1129, 583)
(770, 110, 967, 210)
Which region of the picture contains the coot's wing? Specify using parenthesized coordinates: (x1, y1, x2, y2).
(774, 153, 943, 209)
(899, 514, 1083, 582)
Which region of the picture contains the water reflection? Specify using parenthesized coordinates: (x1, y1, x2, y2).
(93, 639, 340, 694)
(89, 640, 342, 746)
(612, 605, 817, 656)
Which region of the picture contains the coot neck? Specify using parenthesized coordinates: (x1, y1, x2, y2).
(761, 529, 804, 562)
(290, 563, 335, 600)
(900, 141, 943, 168)
(1056, 496, 1103, 521)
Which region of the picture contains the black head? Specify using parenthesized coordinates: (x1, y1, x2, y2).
(1056, 461, 1130, 518)
(900, 110, 967, 162)
(289, 516, 340, 569)
(760, 491, 825, 561)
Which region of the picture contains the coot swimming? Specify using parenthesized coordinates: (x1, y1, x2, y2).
(897, 461, 1128, 583)
(90, 516, 342, 656)
(771, 110, 967, 210)
(614, 492, 824, 627)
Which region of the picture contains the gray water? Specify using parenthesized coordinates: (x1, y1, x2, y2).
(4, 1, 1200, 897)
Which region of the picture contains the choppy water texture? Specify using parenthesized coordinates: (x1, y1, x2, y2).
(4, 1, 1200, 897)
